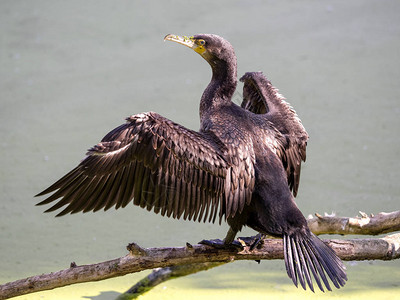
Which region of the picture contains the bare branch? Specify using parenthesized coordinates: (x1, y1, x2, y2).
(1, 233, 400, 300)
(307, 210, 400, 235)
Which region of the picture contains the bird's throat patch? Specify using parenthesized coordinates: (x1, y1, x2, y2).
(194, 46, 206, 54)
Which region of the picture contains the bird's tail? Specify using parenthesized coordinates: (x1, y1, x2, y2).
(283, 231, 347, 292)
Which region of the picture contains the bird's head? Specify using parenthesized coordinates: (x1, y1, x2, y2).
(164, 34, 236, 71)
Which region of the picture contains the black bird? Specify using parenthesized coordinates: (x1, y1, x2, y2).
(36, 34, 347, 292)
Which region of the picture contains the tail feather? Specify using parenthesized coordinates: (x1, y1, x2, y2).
(299, 239, 323, 291)
(306, 235, 347, 288)
(301, 238, 330, 291)
(294, 237, 313, 291)
(302, 236, 333, 291)
(283, 235, 298, 287)
(283, 231, 347, 292)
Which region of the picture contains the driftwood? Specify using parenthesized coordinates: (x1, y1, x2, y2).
(1, 211, 399, 300)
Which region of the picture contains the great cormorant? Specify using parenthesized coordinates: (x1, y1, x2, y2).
(36, 34, 347, 292)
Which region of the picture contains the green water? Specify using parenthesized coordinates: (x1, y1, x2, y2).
(1, 1, 399, 299)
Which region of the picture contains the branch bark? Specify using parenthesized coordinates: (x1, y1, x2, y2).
(1, 211, 399, 300)
(307, 210, 400, 235)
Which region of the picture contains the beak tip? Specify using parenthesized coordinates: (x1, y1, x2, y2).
(163, 34, 195, 49)
(164, 34, 172, 41)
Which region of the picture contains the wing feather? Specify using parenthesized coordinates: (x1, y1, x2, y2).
(37, 112, 254, 223)
(240, 72, 308, 196)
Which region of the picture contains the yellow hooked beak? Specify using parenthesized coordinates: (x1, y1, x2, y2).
(164, 34, 206, 55)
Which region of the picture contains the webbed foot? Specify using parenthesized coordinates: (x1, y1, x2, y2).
(199, 238, 244, 250)
(250, 233, 266, 250)
(235, 233, 265, 250)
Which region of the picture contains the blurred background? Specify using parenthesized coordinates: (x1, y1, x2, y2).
(1, 0, 399, 299)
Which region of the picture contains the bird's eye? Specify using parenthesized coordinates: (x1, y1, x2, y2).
(198, 39, 206, 46)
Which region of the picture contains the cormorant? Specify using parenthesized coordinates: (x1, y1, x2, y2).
(36, 34, 347, 292)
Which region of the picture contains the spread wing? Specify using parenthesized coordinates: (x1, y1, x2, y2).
(36, 111, 254, 223)
(240, 72, 309, 197)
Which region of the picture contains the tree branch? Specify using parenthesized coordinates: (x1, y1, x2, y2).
(1, 211, 399, 300)
(307, 210, 400, 235)
(1, 235, 400, 299)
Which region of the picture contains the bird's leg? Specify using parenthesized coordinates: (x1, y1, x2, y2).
(199, 227, 243, 250)
(224, 227, 238, 244)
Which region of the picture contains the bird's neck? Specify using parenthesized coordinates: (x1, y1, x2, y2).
(200, 60, 237, 121)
